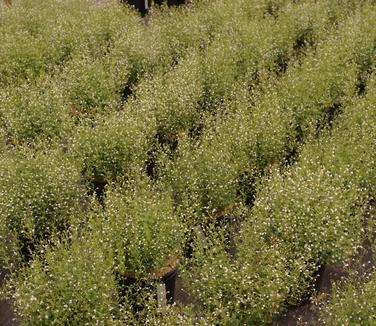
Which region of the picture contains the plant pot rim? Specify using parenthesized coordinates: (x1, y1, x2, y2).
(124, 257, 179, 280)
(206, 202, 236, 219)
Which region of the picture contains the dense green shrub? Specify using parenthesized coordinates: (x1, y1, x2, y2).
(5, 227, 117, 326)
(148, 0, 246, 66)
(61, 53, 129, 118)
(147, 4, 207, 67)
(168, 118, 248, 224)
(2, 180, 185, 325)
(277, 44, 357, 141)
(250, 167, 366, 264)
(201, 29, 256, 111)
(0, 127, 7, 153)
(1, 0, 376, 324)
(246, 6, 375, 167)
(130, 50, 203, 143)
(0, 77, 72, 146)
(3, 220, 195, 325)
(245, 77, 376, 266)
(70, 110, 155, 184)
(182, 227, 317, 324)
(337, 5, 376, 93)
(0, 0, 140, 86)
(192, 0, 372, 181)
(180, 61, 376, 326)
(103, 177, 183, 275)
(0, 149, 82, 266)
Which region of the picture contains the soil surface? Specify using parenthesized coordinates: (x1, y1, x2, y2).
(0, 269, 16, 326)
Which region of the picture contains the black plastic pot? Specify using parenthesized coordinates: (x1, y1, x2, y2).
(93, 178, 107, 199)
(117, 263, 178, 311)
(123, 0, 187, 17)
(122, 0, 151, 16)
(18, 235, 35, 264)
(86, 176, 107, 205)
(154, 0, 186, 6)
(167, 0, 186, 6)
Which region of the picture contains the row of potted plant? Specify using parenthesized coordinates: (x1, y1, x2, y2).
(0, 0, 141, 88)
(1, 0, 355, 151)
(0, 0, 375, 324)
(181, 71, 376, 324)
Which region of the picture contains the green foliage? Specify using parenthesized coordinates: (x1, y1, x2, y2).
(0, 77, 72, 146)
(169, 119, 248, 223)
(70, 110, 155, 183)
(1, 0, 376, 324)
(61, 53, 129, 118)
(250, 166, 366, 264)
(0, 0, 140, 86)
(6, 228, 117, 326)
(182, 228, 316, 324)
(131, 50, 203, 141)
(0, 149, 82, 266)
(103, 177, 183, 275)
(319, 271, 376, 325)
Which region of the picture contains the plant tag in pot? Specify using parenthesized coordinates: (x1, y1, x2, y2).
(157, 283, 167, 310)
(194, 225, 207, 247)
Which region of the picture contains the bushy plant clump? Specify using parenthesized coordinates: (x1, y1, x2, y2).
(0, 0, 141, 86)
(70, 110, 155, 184)
(182, 229, 317, 324)
(249, 75, 376, 262)
(241, 4, 376, 170)
(60, 52, 129, 118)
(166, 111, 249, 224)
(196, 0, 344, 112)
(103, 176, 183, 275)
(0, 77, 72, 146)
(0, 148, 83, 266)
(319, 260, 376, 325)
(5, 227, 118, 326)
(183, 72, 376, 324)
(130, 50, 204, 143)
(148, 0, 250, 67)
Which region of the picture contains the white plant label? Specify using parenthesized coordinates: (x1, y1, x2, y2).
(194, 225, 208, 246)
(157, 283, 167, 310)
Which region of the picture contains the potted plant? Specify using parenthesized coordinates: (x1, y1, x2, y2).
(4, 225, 118, 325)
(159, 119, 249, 258)
(0, 148, 83, 266)
(102, 175, 184, 306)
(132, 51, 203, 153)
(0, 77, 72, 147)
(70, 110, 155, 200)
(181, 225, 317, 325)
